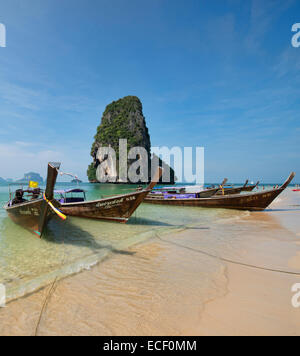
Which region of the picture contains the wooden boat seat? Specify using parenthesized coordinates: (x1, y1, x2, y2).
(64, 197, 85, 203)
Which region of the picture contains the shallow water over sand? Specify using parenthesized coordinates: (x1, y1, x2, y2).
(0, 183, 299, 305)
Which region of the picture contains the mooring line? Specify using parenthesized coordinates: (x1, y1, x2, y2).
(34, 277, 58, 336)
(35, 222, 67, 336)
(155, 233, 300, 276)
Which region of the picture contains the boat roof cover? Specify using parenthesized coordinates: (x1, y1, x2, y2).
(54, 188, 85, 194)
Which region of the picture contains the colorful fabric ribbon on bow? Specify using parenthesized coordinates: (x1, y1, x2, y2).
(219, 185, 225, 195)
(43, 194, 67, 220)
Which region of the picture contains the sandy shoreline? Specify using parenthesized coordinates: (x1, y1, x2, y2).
(0, 192, 300, 336)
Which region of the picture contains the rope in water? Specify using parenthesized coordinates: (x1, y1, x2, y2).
(155, 232, 300, 276)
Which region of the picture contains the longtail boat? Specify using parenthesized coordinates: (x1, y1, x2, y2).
(144, 173, 295, 211)
(149, 178, 228, 199)
(150, 187, 219, 199)
(56, 168, 162, 223)
(242, 181, 260, 192)
(292, 184, 300, 191)
(4, 162, 63, 238)
(215, 179, 250, 195)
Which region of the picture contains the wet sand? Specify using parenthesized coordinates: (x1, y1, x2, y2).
(0, 190, 300, 336)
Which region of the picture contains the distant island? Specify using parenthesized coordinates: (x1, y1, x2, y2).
(15, 172, 44, 184)
(71, 178, 82, 183)
(0, 177, 6, 184)
(88, 95, 176, 184)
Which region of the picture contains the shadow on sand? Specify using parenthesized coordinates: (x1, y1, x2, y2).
(43, 218, 135, 256)
(126, 217, 178, 227)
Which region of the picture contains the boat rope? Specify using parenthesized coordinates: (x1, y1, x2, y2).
(155, 232, 300, 276)
(43, 194, 67, 221)
(35, 221, 67, 336)
(34, 277, 58, 336)
(59, 171, 79, 179)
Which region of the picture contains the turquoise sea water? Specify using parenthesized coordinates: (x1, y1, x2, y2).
(0, 182, 295, 302)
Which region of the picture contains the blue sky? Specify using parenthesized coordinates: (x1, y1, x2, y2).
(0, 0, 299, 183)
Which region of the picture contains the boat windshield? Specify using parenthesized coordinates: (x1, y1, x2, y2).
(9, 187, 43, 206)
(54, 189, 86, 204)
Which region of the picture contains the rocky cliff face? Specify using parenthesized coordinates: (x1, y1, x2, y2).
(87, 96, 175, 184)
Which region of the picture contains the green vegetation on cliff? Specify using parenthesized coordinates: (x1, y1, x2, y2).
(90, 96, 150, 156)
(87, 163, 97, 182)
(87, 95, 176, 184)
(88, 96, 151, 182)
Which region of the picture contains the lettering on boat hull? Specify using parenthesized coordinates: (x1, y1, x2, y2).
(19, 208, 40, 216)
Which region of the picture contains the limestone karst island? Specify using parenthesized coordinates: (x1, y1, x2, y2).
(0, 1, 299, 339)
(87, 96, 175, 184)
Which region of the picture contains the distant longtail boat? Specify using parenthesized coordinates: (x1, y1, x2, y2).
(215, 179, 259, 195)
(144, 173, 295, 211)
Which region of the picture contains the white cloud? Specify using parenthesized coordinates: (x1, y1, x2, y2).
(0, 142, 89, 181)
(0, 143, 63, 179)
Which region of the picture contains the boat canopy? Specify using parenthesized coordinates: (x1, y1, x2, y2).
(54, 188, 86, 194)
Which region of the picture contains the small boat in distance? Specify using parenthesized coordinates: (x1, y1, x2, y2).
(241, 181, 260, 192)
(4, 162, 63, 238)
(56, 168, 162, 223)
(150, 178, 228, 199)
(71, 178, 82, 184)
(293, 183, 300, 191)
(215, 179, 254, 195)
(144, 173, 295, 211)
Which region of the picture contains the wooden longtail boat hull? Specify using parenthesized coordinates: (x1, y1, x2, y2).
(5, 199, 54, 237)
(196, 188, 219, 198)
(148, 187, 219, 199)
(4, 162, 61, 238)
(144, 173, 295, 211)
(60, 190, 152, 222)
(58, 168, 162, 223)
